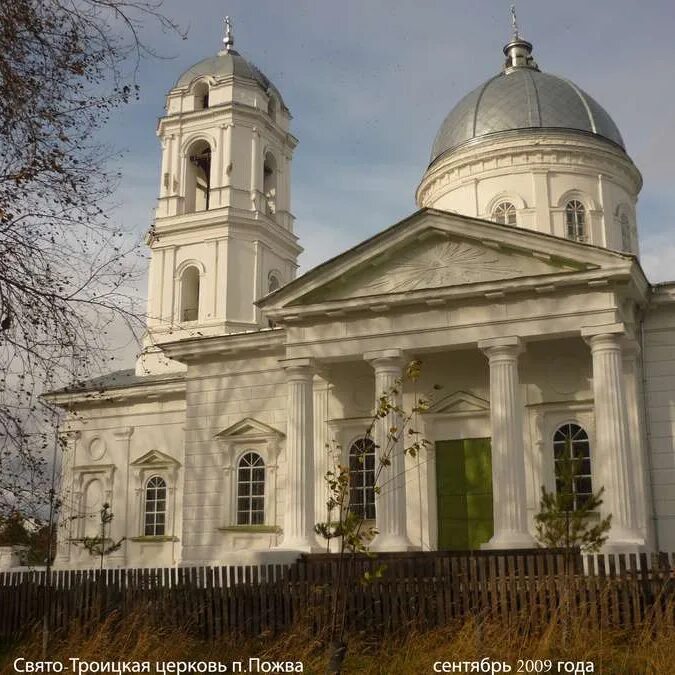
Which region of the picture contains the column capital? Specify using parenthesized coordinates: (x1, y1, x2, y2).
(363, 348, 405, 366)
(581, 322, 625, 343)
(59, 430, 81, 447)
(112, 427, 134, 441)
(279, 357, 314, 370)
(478, 336, 523, 357)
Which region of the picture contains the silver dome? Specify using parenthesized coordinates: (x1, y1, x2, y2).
(430, 51, 624, 164)
(174, 49, 287, 110)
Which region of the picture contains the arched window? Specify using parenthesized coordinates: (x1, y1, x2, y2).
(268, 273, 281, 294)
(144, 476, 167, 536)
(268, 96, 277, 121)
(186, 140, 211, 213)
(193, 81, 209, 110)
(349, 437, 376, 520)
(180, 266, 200, 322)
(237, 452, 265, 525)
(493, 201, 517, 226)
(565, 200, 586, 242)
(620, 211, 632, 252)
(553, 423, 593, 510)
(263, 152, 277, 216)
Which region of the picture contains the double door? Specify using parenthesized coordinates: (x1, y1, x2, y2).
(436, 438, 493, 550)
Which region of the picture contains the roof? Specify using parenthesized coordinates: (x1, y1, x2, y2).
(174, 49, 287, 110)
(430, 47, 624, 164)
(47, 368, 185, 396)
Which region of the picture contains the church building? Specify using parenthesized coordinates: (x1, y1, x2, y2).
(46, 18, 675, 568)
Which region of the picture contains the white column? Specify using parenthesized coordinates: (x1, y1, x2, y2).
(479, 336, 534, 549)
(364, 349, 411, 551)
(582, 325, 645, 549)
(279, 358, 315, 550)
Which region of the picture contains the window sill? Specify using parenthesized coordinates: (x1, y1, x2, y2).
(129, 536, 178, 543)
(218, 525, 281, 534)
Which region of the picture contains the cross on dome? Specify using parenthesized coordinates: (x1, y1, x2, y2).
(510, 4, 520, 40)
(223, 15, 234, 53)
(502, 5, 538, 72)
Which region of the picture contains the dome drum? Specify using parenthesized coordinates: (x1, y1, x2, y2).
(418, 36, 641, 257)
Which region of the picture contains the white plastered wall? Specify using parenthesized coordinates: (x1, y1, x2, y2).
(55, 393, 186, 569)
(643, 301, 675, 550)
(180, 351, 289, 564)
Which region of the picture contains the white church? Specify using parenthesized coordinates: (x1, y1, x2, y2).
(46, 19, 675, 569)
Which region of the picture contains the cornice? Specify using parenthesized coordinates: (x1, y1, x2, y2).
(44, 378, 186, 409)
(266, 266, 636, 322)
(150, 208, 302, 254)
(650, 283, 675, 306)
(157, 102, 295, 148)
(417, 134, 642, 207)
(160, 327, 286, 364)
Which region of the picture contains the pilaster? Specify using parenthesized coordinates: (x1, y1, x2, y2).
(110, 427, 134, 566)
(55, 430, 81, 566)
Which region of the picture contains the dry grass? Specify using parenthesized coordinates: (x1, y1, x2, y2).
(1, 610, 674, 674)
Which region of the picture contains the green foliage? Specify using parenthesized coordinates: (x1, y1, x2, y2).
(534, 451, 611, 553)
(0, 512, 53, 565)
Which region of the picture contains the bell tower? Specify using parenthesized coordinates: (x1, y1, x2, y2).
(138, 18, 301, 374)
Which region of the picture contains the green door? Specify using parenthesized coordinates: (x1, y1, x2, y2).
(436, 438, 493, 550)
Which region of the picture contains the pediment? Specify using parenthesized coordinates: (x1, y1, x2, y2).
(131, 450, 180, 467)
(259, 209, 633, 314)
(215, 417, 284, 440)
(426, 391, 490, 415)
(299, 231, 582, 303)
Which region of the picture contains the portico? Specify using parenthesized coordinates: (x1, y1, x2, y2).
(252, 207, 651, 553)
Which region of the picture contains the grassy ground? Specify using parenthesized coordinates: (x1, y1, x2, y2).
(1, 611, 674, 674)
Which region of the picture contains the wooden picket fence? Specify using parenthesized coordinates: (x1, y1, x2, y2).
(0, 549, 673, 643)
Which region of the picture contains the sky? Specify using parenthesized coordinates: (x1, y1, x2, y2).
(100, 0, 675, 364)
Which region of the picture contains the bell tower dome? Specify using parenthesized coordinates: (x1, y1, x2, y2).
(138, 17, 301, 374)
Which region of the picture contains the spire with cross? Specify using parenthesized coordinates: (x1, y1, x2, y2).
(223, 15, 234, 52)
(510, 4, 520, 41)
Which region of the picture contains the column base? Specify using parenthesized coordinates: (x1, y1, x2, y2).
(370, 533, 413, 552)
(481, 530, 536, 550)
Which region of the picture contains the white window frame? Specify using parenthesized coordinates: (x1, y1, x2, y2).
(565, 200, 587, 242)
(235, 451, 266, 526)
(347, 436, 376, 521)
(130, 450, 180, 540)
(492, 201, 517, 226)
(143, 475, 168, 536)
(216, 418, 283, 530)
